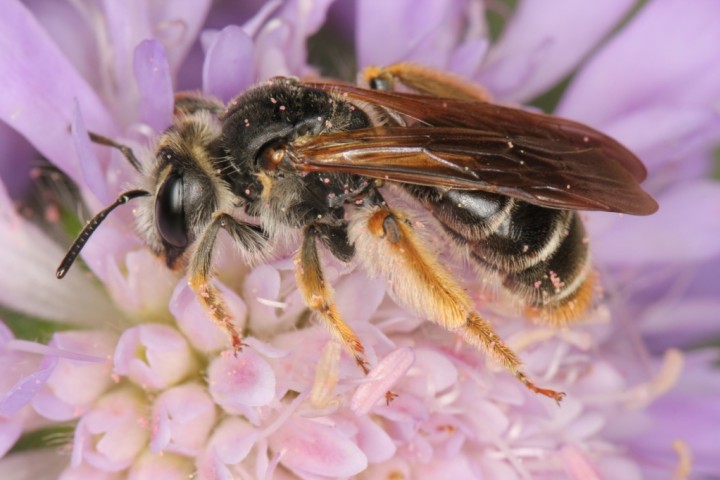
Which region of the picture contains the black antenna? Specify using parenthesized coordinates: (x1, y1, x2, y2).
(87, 131, 143, 173)
(56, 189, 150, 278)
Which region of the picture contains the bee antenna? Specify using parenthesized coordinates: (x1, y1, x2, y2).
(56, 189, 150, 279)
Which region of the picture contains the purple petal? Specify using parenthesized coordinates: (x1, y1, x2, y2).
(0, 354, 57, 416)
(0, 415, 22, 458)
(476, 0, 634, 102)
(73, 388, 148, 472)
(355, 415, 396, 463)
(595, 105, 720, 175)
(71, 100, 110, 203)
(113, 324, 196, 390)
(0, 0, 116, 185)
(414, 456, 477, 480)
(253, 20, 293, 79)
(0, 190, 120, 325)
(103, 249, 178, 314)
(640, 298, 720, 352)
(334, 272, 386, 325)
(270, 417, 368, 477)
(0, 123, 34, 200)
(412, 348, 458, 393)
(588, 180, 720, 266)
(99, 1, 152, 119)
(150, 383, 217, 455)
(558, 0, 720, 127)
(203, 26, 256, 103)
(273, 0, 336, 75)
(204, 417, 259, 465)
(0, 450, 69, 480)
(207, 349, 276, 410)
(133, 39, 174, 132)
(147, 0, 212, 76)
(243, 265, 282, 336)
(32, 330, 115, 421)
(558, 446, 603, 480)
(356, 0, 467, 69)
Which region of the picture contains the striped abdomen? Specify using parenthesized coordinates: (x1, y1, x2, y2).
(404, 185, 594, 323)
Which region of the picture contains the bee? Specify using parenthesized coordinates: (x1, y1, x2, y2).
(57, 63, 657, 403)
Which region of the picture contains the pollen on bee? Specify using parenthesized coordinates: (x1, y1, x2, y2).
(583, 136, 590, 142)
(279, 105, 286, 111)
(270, 97, 277, 104)
(507, 141, 514, 148)
(522, 244, 529, 253)
(566, 184, 571, 189)
(534, 280, 542, 289)
(549, 270, 565, 292)
(323, 177, 331, 184)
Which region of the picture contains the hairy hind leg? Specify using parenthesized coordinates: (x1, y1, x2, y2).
(349, 205, 565, 404)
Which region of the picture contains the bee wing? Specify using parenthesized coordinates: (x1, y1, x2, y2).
(292, 84, 658, 215)
(308, 82, 650, 183)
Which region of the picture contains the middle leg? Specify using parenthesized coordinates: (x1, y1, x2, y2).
(295, 224, 370, 374)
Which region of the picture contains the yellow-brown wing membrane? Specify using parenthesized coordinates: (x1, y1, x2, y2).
(293, 83, 657, 215)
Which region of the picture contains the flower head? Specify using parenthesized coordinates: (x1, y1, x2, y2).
(1, 1, 719, 479)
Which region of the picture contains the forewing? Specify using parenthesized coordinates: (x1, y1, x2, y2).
(292, 83, 657, 214)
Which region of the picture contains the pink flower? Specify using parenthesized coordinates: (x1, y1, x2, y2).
(0, 1, 719, 479)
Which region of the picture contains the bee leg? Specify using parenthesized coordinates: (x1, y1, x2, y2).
(188, 211, 268, 352)
(362, 63, 492, 101)
(351, 206, 565, 404)
(296, 225, 370, 374)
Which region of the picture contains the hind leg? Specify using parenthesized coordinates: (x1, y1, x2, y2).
(349, 205, 565, 403)
(362, 62, 492, 101)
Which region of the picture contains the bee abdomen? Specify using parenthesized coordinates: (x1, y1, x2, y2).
(405, 186, 594, 322)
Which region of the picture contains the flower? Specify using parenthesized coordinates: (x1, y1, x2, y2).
(1, 1, 720, 479)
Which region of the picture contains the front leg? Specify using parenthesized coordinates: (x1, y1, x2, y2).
(296, 224, 370, 374)
(188, 212, 268, 351)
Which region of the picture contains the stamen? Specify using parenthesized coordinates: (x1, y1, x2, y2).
(309, 341, 341, 409)
(672, 439, 693, 480)
(625, 348, 684, 409)
(255, 297, 288, 309)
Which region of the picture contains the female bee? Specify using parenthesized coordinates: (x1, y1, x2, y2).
(58, 64, 657, 403)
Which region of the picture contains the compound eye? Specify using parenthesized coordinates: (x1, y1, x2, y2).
(155, 173, 188, 248)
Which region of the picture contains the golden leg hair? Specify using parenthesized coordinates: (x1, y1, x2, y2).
(349, 206, 565, 403)
(362, 62, 492, 101)
(295, 225, 370, 374)
(188, 212, 268, 352)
